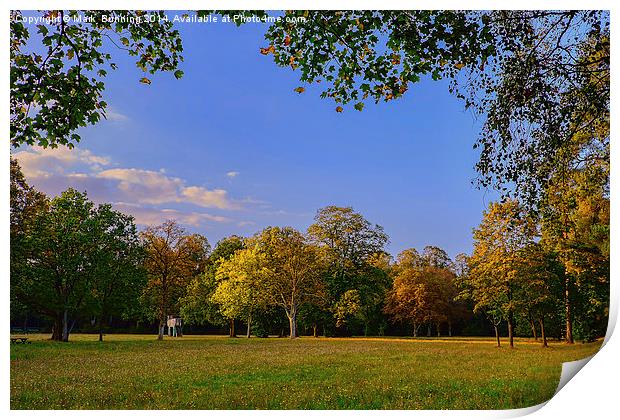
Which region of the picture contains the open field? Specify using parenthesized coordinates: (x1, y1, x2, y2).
(10, 334, 601, 410)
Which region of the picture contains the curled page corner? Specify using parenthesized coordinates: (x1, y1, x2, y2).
(500, 400, 548, 418)
(500, 353, 598, 419)
(554, 355, 595, 396)
(553, 306, 616, 398)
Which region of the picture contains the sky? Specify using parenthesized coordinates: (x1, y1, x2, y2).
(13, 13, 501, 258)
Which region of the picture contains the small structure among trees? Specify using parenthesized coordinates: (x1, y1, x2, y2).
(166, 316, 183, 337)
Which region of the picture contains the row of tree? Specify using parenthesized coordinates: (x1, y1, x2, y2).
(10, 10, 608, 345)
(461, 197, 608, 348)
(10, 157, 609, 345)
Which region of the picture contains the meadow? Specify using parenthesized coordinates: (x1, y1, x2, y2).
(10, 334, 601, 410)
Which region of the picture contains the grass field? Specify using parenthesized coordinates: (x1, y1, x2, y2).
(10, 334, 602, 410)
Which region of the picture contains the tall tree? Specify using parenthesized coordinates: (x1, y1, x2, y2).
(250, 227, 326, 338)
(180, 235, 245, 337)
(10, 158, 48, 325)
(384, 266, 431, 337)
(465, 200, 536, 348)
(541, 168, 609, 342)
(355, 252, 393, 336)
(140, 220, 209, 340)
(213, 247, 270, 338)
(386, 247, 459, 337)
(18, 189, 98, 341)
(89, 204, 146, 341)
(307, 206, 388, 334)
(12, 188, 142, 341)
(538, 52, 610, 342)
(514, 243, 563, 347)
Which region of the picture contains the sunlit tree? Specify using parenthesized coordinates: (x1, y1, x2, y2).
(464, 200, 536, 348)
(250, 227, 326, 338)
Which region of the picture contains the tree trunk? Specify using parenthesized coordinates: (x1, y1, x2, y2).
(62, 308, 69, 342)
(448, 322, 452, 337)
(313, 324, 318, 338)
(229, 318, 236, 338)
(539, 317, 548, 348)
(98, 316, 104, 342)
(246, 315, 252, 338)
(427, 324, 431, 337)
(287, 309, 297, 339)
(507, 316, 514, 348)
(51, 313, 63, 341)
(494, 325, 501, 347)
(436, 323, 441, 337)
(530, 318, 538, 341)
(157, 318, 164, 340)
(69, 318, 77, 335)
(565, 276, 574, 344)
(413, 322, 418, 337)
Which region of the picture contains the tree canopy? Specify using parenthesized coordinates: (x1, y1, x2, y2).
(10, 177, 145, 342)
(10, 10, 183, 149)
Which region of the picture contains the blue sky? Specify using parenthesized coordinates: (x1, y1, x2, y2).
(14, 15, 500, 258)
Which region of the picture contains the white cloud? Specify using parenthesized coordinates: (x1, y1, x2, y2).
(112, 203, 231, 227)
(181, 186, 239, 210)
(97, 168, 184, 205)
(13, 146, 110, 177)
(105, 108, 129, 122)
(226, 171, 239, 178)
(13, 146, 245, 229)
(93, 169, 239, 209)
(14, 146, 239, 210)
(97, 169, 238, 209)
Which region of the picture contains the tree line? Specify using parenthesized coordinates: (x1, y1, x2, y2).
(9, 10, 609, 345)
(10, 158, 608, 345)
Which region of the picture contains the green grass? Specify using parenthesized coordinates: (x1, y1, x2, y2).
(10, 334, 601, 409)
